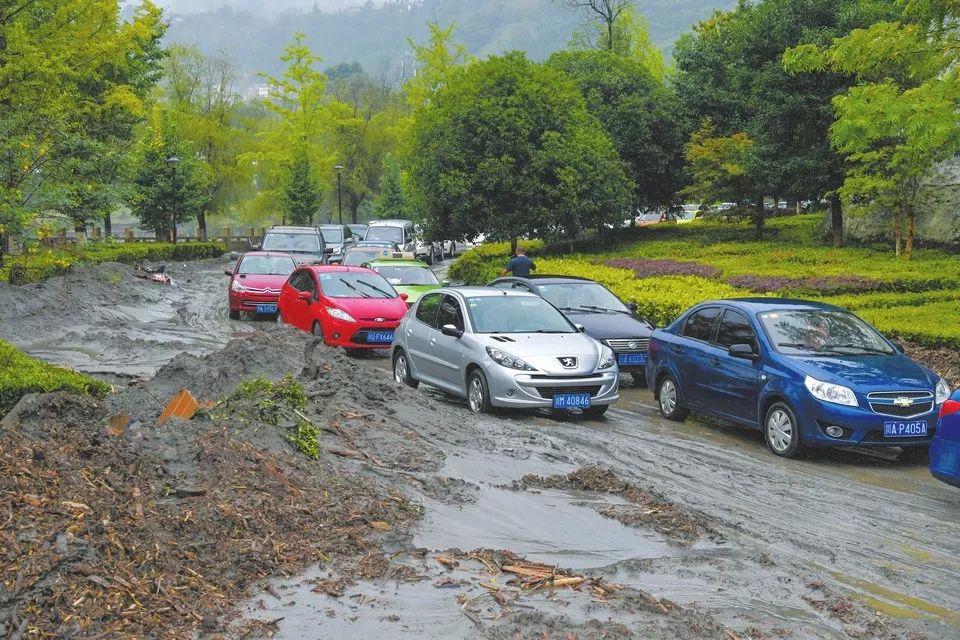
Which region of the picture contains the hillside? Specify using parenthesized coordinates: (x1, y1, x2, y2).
(164, 0, 736, 80)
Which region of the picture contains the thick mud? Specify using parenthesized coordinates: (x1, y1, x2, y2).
(1, 259, 958, 639)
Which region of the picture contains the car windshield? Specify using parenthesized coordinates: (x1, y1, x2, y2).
(537, 282, 629, 314)
(349, 225, 367, 239)
(365, 226, 403, 244)
(343, 248, 388, 266)
(759, 309, 894, 356)
(262, 232, 320, 253)
(318, 271, 397, 299)
(373, 264, 439, 286)
(237, 255, 296, 275)
(320, 227, 343, 243)
(466, 295, 576, 334)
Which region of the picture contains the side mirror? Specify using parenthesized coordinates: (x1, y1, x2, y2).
(224, 269, 233, 276)
(400, 292, 409, 302)
(442, 280, 451, 287)
(728, 343, 759, 360)
(441, 324, 463, 338)
(252, 244, 260, 251)
(575, 323, 586, 333)
(297, 290, 313, 303)
(627, 301, 638, 313)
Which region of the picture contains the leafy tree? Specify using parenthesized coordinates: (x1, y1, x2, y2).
(403, 22, 472, 112)
(282, 153, 323, 225)
(681, 120, 755, 219)
(784, 0, 960, 257)
(558, 0, 633, 52)
(408, 52, 630, 247)
(371, 154, 410, 219)
(569, 4, 669, 81)
(547, 49, 686, 212)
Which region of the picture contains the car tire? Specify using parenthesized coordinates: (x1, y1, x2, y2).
(764, 401, 803, 458)
(657, 374, 689, 421)
(467, 369, 494, 414)
(585, 404, 609, 418)
(229, 309, 240, 320)
(393, 350, 419, 389)
(631, 372, 647, 388)
(311, 321, 323, 338)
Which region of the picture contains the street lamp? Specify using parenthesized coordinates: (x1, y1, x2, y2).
(167, 156, 180, 243)
(334, 164, 344, 226)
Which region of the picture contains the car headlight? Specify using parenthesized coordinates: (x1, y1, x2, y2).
(486, 347, 536, 371)
(332, 246, 342, 254)
(597, 346, 616, 370)
(804, 375, 858, 407)
(327, 307, 356, 323)
(936, 377, 950, 404)
(230, 280, 246, 293)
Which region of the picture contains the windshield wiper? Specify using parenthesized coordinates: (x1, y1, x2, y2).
(579, 305, 629, 314)
(355, 279, 393, 298)
(338, 278, 371, 298)
(560, 306, 601, 314)
(823, 344, 891, 355)
(533, 329, 571, 334)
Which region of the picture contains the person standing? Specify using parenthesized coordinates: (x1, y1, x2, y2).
(502, 245, 536, 277)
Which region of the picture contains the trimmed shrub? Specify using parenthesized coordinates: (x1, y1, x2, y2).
(605, 258, 721, 279)
(0, 340, 110, 415)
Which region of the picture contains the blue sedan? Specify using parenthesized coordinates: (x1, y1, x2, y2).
(645, 298, 950, 458)
(930, 390, 960, 487)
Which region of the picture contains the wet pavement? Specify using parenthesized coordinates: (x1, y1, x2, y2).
(2, 257, 958, 639)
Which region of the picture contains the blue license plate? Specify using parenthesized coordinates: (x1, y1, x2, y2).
(367, 331, 394, 344)
(255, 303, 277, 313)
(553, 393, 592, 410)
(883, 420, 928, 437)
(618, 353, 647, 366)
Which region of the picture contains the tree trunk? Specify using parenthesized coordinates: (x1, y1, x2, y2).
(510, 238, 518, 254)
(74, 222, 87, 246)
(104, 213, 112, 239)
(905, 208, 915, 259)
(893, 205, 902, 257)
(197, 212, 207, 241)
(753, 194, 765, 240)
(830, 193, 843, 248)
(607, 18, 614, 51)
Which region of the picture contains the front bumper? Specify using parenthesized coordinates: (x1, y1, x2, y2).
(485, 368, 620, 409)
(799, 398, 937, 448)
(229, 291, 280, 312)
(322, 317, 401, 350)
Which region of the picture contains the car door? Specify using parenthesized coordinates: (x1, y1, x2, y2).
(403, 224, 416, 253)
(289, 270, 318, 332)
(671, 306, 722, 410)
(432, 294, 468, 390)
(405, 293, 442, 382)
(707, 308, 763, 425)
(280, 270, 307, 329)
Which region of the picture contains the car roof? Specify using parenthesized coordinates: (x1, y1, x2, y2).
(319, 223, 346, 229)
(445, 286, 538, 298)
(301, 265, 377, 274)
(240, 251, 297, 258)
(367, 219, 412, 226)
(699, 298, 847, 313)
(266, 226, 320, 234)
(499, 275, 597, 285)
(367, 259, 425, 267)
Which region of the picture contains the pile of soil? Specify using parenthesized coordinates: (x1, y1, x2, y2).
(903, 340, 960, 389)
(517, 467, 713, 544)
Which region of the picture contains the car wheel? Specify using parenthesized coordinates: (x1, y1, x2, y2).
(229, 309, 240, 320)
(276, 311, 284, 325)
(311, 321, 323, 337)
(467, 369, 494, 414)
(658, 375, 689, 421)
(765, 401, 802, 458)
(631, 372, 647, 388)
(585, 404, 609, 418)
(393, 350, 419, 389)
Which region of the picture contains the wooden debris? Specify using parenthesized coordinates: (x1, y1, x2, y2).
(157, 389, 199, 424)
(434, 554, 460, 569)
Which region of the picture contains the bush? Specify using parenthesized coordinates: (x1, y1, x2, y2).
(0, 241, 226, 284)
(448, 240, 545, 285)
(856, 301, 960, 350)
(0, 340, 110, 415)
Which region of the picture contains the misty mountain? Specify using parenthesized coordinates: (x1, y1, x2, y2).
(163, 0, 736, 84)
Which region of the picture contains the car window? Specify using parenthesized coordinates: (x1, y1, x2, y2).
(320, 227, 343, 244)
(437, 295, 465, 331)
(289, 270, 307, 291)
(416, 293, 442, 328)
(263, 232, 321, 253)
(465, 295, 576, 334)
(682, 307, 721, 342)
(537, 282, 629, 313)
(512, 282, 533, 292)
(716, 309, 758, 351)
(238, 255, 296, 275)
(317, 271, 395, 298)
(365, 225, 403, 244)
(290, 270, 316, 294)
(759, 309, 894, 356)
(491, 281, 514, 290)
(373, 264, 439, 285)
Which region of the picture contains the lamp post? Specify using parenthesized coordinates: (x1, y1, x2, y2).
(334, 164, 344, 226)
(167, 156, 180, 243)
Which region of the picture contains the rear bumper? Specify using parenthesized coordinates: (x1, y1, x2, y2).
(486, 368, 620, 409)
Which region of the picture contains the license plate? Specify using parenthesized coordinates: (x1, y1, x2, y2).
(883, 420, 928, 437)
(618, 353, 647, 366)
(255, 303, 277, 313)
(367, 331, 394, 344)
(553, 393, 592, 410)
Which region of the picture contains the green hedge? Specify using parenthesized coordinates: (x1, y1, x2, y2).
(448, 240, 545, 285)
(0, 340, 111, 415)
(1, 241, 226, 284)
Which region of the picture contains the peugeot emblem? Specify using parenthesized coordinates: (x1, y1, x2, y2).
(559, 357, 578, 369)
(628, 341, 639, 350)
(893, 397, 914, 407)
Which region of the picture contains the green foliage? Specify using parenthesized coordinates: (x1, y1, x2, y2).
(681, 120, 754, 205)
(282, 154, 324, 225)
(0, 241, 225, 284)
(371, 155, 410, 219)
(216, 376, 318, 458)
(569, 4, 670, 81)
(408, 52, 630, 245)
(0, 340, 110, 415)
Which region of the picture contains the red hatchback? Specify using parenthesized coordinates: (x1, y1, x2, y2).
(226, 252, 298, 319)
(278, 265, 409, 349)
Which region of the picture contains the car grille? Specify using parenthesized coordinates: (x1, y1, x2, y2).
(605, 338, 649, 351)
(535, 385, 602, 400)
(867, 390, 935, 419)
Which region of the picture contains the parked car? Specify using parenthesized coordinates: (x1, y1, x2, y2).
(930, 390, 960, 487)
(342, 244, 397, 267)
(260, 226, 327, 265)
(646, 299, 949, 458)
(365, 219, 440, 265)
(368, 257, 444, 307)
(636, 211, 674, 227)
(391, 287, 620, 416)
(320, 224, 357, 262)
(225, 252, 297, 319)
(488, 275, 654, 385)
(277, 265, 409, 351)
(348, 223, 368, 241)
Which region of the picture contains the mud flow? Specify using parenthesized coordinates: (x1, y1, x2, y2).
(1, 260, 958, 640)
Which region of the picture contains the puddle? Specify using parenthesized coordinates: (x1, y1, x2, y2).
(826, 568, 960, 628)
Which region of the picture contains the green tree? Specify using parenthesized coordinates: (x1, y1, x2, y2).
(569, 4, 669, 81)
(784, 0, 960, 257)
(408, 52, 630, 247)
(371, 154, 409, 219)
(681, 120, 755, 220)
(282, 153, 323, 225)
(559, 1, 633, 53)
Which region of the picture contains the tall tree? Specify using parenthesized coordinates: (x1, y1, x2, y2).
(569, 4, 669, 81)
(408, 52, 630, 247)
(371, 154, 410, 220)
(559, 1, 633, 52)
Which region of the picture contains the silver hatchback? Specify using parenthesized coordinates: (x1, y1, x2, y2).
(391, 287, 620, 416)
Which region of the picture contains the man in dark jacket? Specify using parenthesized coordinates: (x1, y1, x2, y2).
(502, 245, 536, 277)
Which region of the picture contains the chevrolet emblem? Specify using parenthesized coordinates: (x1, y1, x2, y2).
(893, 397, 914, 407)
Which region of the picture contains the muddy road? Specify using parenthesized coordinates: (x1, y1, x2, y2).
(1, 258, 958, 639)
